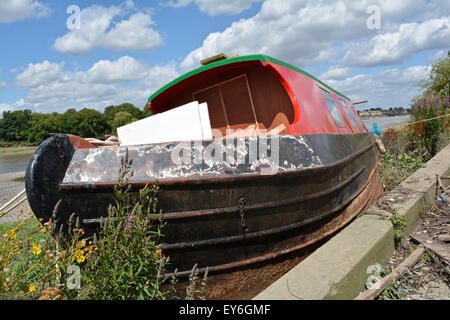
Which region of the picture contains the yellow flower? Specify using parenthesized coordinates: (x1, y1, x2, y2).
(154, 248, 162, 262)
(6, 229, 17, 240)
(76, 254, 85, 264)
(76, 240, 86, 249)
(31, 243, 42, 256)
(28, 285, 36, 293)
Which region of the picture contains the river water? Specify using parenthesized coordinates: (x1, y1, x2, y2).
(0, 152, 34, 175)
(362, 114, 410, 129)
(0, 115, 411, 175)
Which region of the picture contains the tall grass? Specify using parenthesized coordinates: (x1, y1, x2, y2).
(410, 93, 449, 158)
(0, 150, 207, 300)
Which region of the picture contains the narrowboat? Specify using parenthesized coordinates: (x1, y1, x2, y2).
(25, 54, 382, 299)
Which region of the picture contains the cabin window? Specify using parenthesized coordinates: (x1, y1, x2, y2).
(339, 98, 357, 128)
(319, 88, 345, 127)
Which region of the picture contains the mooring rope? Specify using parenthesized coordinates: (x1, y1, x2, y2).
(375, 112, 450, 130)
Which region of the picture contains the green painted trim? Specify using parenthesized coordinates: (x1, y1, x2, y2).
(147, 54, 350, 103)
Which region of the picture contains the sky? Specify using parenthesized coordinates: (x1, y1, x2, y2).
(0, 0, 449, 115)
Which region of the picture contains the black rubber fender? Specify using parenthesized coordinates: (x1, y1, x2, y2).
(25, 134, 75, 224)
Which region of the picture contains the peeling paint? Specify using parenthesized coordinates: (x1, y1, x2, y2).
(60, 134, 367, 186)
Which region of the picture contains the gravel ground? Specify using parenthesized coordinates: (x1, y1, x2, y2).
(379, 198, 450, 300)
(0, 171, 32, 224)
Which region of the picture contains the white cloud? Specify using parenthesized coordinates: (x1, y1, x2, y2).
(164, 0, 192, 9)
(103, 13, 163, 51)
(12, 57, 180, 113)
(0, 104, 12, 114)
(163, 0, 259, 15)
(0, 69, 7, 88)
(326, 65, 430, 109)
(0, 0, 51, 23)
(52, 4, 163, 55)
(320, 66, 352, 81)
(180, 0, 450, 71)
(341, 18, 450, 67)
(15, 60, 65, 88)
(52, 5, 120, 55)
(194, 0, 260, 16)
(86, 56, 150, 84)
(427, 49, 449, 63)
(0, 99, 30, 114)
(180, 0, 370, 70)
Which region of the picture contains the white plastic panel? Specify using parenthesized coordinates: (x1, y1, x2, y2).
(117, 101, 213, 146)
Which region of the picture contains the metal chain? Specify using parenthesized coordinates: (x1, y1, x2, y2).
(239, 198, 249, 233)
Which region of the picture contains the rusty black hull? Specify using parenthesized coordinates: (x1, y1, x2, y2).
(25, 133, 380, 279)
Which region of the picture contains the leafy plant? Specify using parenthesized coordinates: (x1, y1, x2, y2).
(391, 211, 406, 247)
(75, 150, 208, 300)
(380, 280, 401, 300)
(76, 151, 169, 300)
(1, 151, 207, 300)
(378, 151, 424, 191)
(410, 93, 449, 158)
(0, 208, 91, 300)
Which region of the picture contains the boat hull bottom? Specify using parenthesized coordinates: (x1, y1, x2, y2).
(164, 167, 381, 300)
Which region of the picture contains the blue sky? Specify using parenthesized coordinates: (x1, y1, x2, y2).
(0, 0, 449, 114)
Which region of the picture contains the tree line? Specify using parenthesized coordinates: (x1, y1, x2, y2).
(0, 103, 152, 146)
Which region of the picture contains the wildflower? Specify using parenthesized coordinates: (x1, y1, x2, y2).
(28, 285, 36, 293)
(6, 229, 17, 240)
(76, 254, 86, 264)
(76, 240, 86, 249)
(31, 243, 42, 256)
(154, 248, 162, 262)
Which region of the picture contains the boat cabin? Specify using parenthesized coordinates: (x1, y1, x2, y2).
(156, 60, 295, 139)
(120, 55, 368, 146)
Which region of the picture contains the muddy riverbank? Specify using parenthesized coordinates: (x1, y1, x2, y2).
(0, 171, 31, 224)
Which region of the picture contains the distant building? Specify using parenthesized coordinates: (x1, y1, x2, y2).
(358, 107, 410, 119)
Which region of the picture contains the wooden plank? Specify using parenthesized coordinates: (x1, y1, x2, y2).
(217, 85, 230, 129)
(200, 53, 229, 66)
(192, 74, 247, 96)
(411, 234, 450, 265)
(243, 73, 260, 135)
